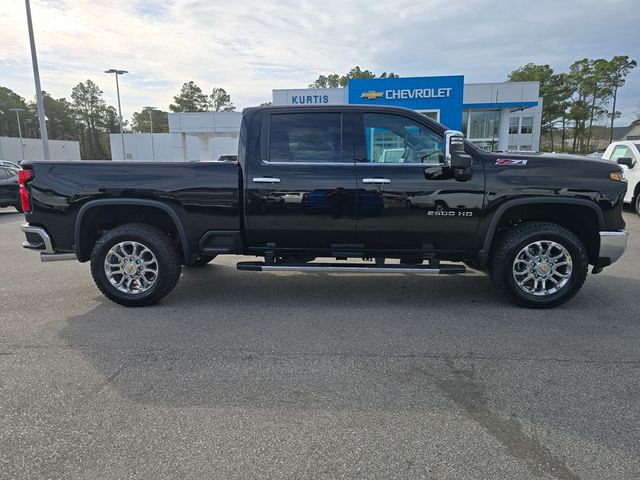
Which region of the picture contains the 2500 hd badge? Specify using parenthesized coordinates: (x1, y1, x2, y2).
(427, 210, 474, 216)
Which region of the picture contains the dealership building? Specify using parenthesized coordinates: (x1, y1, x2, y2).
(111, 75, 542, 161)
(273, 76, 542, 152)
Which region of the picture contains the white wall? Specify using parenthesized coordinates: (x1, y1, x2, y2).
(109, 133, 199, 161)
(210, 137, 239, 160)
(0, 137, 80, 162)
(168, 112, 242, 134)
(166, 112, 241, 161)
(272, 88, 348, 105)
(463, 82, 540, 104)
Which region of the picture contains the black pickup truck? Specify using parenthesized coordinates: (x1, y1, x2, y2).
(18, 105, 628, 308)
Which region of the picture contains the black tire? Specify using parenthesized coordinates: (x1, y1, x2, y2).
(186, 254, 216, 267)
(636, 194, 640, 218)
(90, 223, 181, 307)
(489, 222, 588, 308)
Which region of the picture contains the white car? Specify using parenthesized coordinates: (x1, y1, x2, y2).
(602, 141, 640, 214)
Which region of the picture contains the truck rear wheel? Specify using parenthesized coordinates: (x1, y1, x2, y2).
(489, 222, 588, 308)
(90, 223, 181, 307)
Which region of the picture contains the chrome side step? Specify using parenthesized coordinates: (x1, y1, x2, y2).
(237, 262, 466, 274)
(40, 253, 77, 262)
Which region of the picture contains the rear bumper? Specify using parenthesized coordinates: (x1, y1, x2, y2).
(597, 230, 628, 267)
(20, 224, 76, 262)
(21, 223, 54, 253)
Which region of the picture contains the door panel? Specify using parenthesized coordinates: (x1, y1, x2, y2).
(245, 111, 357, 251)
(353, 112, 485, 253)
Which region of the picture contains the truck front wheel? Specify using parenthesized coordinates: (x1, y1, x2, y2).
(90, 223, 182, 307)
(489, 222, 588, 308)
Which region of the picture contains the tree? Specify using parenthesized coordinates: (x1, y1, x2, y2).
(132, 109, 169, 132)
(309, 66, 399, 88)
(0, 86, 34, 137)
(42, 92, 78, 140)
(169, 81, 209, 112)
(209, 87, 235, 112)
(103, 106, 122, 134)
(605, 56, 637, 143)
(507, 64, 572, 151)
(71, 79, 109, 159)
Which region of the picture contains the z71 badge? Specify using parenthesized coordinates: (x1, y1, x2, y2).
(496, 158, 528, 166)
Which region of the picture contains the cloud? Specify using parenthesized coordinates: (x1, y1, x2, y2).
(1, 0, 639, 123)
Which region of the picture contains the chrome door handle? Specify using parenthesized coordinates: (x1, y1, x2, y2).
(252, 177, 281, 183)
(362, 178, 391, 184)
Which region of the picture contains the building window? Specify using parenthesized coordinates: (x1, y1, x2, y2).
(461, 111, 469, 137)
(469, 110, 499, 140)
(417, 110, 440, 122)
(471, 140, 498, 151)
(520, 116, 533, 134)
(509, 117, 519, 134)
(518, 145, 532, 152)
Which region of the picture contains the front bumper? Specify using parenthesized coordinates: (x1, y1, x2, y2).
(598, 230, 628, 267)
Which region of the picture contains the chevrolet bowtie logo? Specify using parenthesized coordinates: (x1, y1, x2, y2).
(360, 90, 384, 100)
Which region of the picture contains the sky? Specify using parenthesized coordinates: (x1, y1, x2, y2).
(1, 0, 639, 124)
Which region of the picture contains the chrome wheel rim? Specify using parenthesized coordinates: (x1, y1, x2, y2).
(512, 240, 573, 297)
(104, 241, 159, 294)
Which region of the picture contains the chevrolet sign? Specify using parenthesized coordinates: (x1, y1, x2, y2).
(360, 91, 384, 100)
(376, 88, 453, 100)
(348, 76, 464, 130)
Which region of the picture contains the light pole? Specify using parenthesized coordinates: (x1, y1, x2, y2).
(104, 68, 127, 160)
(24, 0, 50, 160)
(9, 108, 25, 161)
(145, 106, 155, 160)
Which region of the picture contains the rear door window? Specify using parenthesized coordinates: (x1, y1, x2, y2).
(268, 113, 349, 163)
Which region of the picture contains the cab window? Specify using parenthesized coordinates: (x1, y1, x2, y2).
(610, 145, 632, 162)
(268, 113, 345, 163)
(362, 113, 444, 165)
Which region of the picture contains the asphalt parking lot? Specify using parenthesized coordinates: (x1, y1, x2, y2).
(1, 208, 639, 479)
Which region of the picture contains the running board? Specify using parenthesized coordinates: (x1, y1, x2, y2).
(236, 262, 466, 274)
(40, 252, 77, 262)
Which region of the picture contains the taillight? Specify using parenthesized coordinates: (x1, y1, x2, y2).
(18, 169, 33, 212)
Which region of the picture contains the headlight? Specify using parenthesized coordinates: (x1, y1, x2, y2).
(610, 170, 626, 182)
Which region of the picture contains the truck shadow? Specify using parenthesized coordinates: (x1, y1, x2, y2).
(57, 267, 640, 457)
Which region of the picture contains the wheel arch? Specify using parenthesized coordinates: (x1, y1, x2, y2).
(477, 198, 604, 267)
(74, 199, 190, 262)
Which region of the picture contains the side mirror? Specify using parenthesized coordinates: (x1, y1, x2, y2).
(617, 157, 636, 168)
(444, 130, 473, 181)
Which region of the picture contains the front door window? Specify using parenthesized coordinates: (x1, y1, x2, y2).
(362, 113, 445, 165)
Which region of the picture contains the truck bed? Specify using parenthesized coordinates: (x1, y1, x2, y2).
(22, 161, 241, 256)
